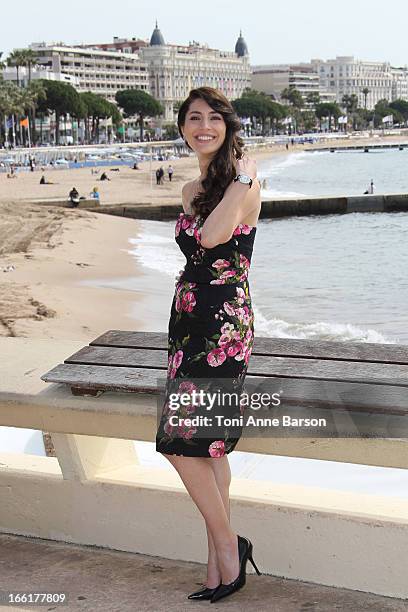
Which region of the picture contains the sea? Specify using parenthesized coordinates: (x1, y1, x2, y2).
(3, 146, 408, 499)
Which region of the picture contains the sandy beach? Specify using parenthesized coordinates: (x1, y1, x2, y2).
(0, 145, 292, 341)
(0, 144, 295, 207)
(1, 135, 405, 341)
(0, 202, 154, 340)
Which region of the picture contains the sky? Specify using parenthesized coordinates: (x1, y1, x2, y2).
(2, 0, 408, 68)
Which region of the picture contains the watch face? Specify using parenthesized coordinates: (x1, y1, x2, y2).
(238, 175, 251, 184)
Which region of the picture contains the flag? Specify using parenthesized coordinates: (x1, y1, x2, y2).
(6, 117, 13, 129)
(382, 114, 393, 123)
(337, 115, 348, 124)
(20, 117, 29, 128)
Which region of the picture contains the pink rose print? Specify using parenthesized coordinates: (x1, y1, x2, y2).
(169, 349, 183, 378)
(239, 254, 250, 269)
(223, 301, 236, 316)
(233, 224, 253, 236)
(178, 425, 197, 439)
(236, 287, 245, 304)
(173, 350, 183, 370)
(181, 291, 196, 312)
(212, 259, 230, 270)
(207, 348, 227, 367)
(208, 440, 226, 457)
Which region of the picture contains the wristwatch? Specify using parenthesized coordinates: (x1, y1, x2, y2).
(233, 174, 253, 188)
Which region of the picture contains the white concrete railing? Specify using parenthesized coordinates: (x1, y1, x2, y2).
(0, 336, 408, 600)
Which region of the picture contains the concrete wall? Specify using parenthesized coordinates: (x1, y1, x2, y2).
(92, 193, 408, 221)
(1, 337, 408, 599)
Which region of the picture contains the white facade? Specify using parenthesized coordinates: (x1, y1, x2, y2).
(2, 65, 79, 88)
(251, 64, 321, 106)
(28, 43, 149, 101)
(140, 43, 251, 121)
(391, 67, 408, 101)
(310, 56, 408, 109)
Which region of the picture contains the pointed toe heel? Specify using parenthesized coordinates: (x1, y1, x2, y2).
(210, 535, 261, 603)
(187, 584, 221, 600)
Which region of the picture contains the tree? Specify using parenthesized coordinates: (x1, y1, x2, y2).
(342, 94, 359, 114)
(0, 80, 21, 145)
(39, 80, 81, 144)
(372, 98, 402, 127)
(306, 92, 321, 109)
(80, 92, 122, 143)
(115, 89, 163, 140)
(389, 99, 408, 125)
(361, 87, 370, 110)
(21, 49, 38, 84)
(315, 102, 341, 131)
(7, 49, 27, 87)
(232, 89, 287, 135)
(281, 86, 304, 109)
(22, 80, 46, 145)
(341, 94, 359, 130)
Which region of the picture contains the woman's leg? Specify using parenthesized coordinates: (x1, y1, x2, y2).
(163, 453, 239, 584)
(204, 457, 232, 586)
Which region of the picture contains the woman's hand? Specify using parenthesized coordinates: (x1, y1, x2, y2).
(236, 154, 257, 180)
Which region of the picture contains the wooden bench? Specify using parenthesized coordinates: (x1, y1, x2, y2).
(41, 331, 408, 427)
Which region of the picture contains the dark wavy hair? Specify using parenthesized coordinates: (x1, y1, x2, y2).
(177, 87, 244, 218)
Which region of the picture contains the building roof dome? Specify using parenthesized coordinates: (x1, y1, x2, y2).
(150, 20, 165, 46)
(235, 30, 248, 57)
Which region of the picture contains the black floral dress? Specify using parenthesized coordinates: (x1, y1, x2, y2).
(155, 211, 257, 457)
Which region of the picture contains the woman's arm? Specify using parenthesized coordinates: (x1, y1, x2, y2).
(200, 156, 260, 249)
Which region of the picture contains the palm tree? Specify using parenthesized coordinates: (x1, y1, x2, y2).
(362, 87, 370, 110)
(25, 80, 46, 144)
(0, 80, 23, 145)
(19, 49, 38, 84)
(7, 49, 27, 87)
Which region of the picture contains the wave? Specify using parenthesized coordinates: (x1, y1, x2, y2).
(128, 220, 184, 275)
(260, 188, 306, 198)
(251, 300, 393, 344)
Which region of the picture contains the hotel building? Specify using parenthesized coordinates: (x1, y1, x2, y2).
(310, 56, 408, 109)
(138, 23, 252, 120)
(251, 63, 323, 107)
(27, 42, 149, 101)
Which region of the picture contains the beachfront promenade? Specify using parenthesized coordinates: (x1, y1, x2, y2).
(1, 336, 408, 610)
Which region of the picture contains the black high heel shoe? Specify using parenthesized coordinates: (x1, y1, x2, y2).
(187, 583, 221, 600)
(210, 535, 262, 603)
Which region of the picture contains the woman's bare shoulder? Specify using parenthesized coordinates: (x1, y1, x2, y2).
(181, 180, 198, 214)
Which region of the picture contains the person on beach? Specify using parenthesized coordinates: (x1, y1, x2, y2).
(168, 164, 174, 181)
(155, 87, 262, 603)
(69, 187, 80, 207)
(90, 186, 100, 201)
(364, 179, 375, 195)
(40, 175, 54, 185)
(100, 172, 110, 181)
(155, 168, 161, 185)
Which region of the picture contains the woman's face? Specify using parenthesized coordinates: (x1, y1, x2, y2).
(181, 98, 226, 156)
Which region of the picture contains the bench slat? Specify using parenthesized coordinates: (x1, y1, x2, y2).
(90, 330, 408, 365)
(66, 345, 408, 387)
(40, 363, 408, 415)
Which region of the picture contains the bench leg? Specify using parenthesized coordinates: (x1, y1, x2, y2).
(50, 433, 139, 481)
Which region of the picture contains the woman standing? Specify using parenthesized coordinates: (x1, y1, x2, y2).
(156, 87, 262, 603)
